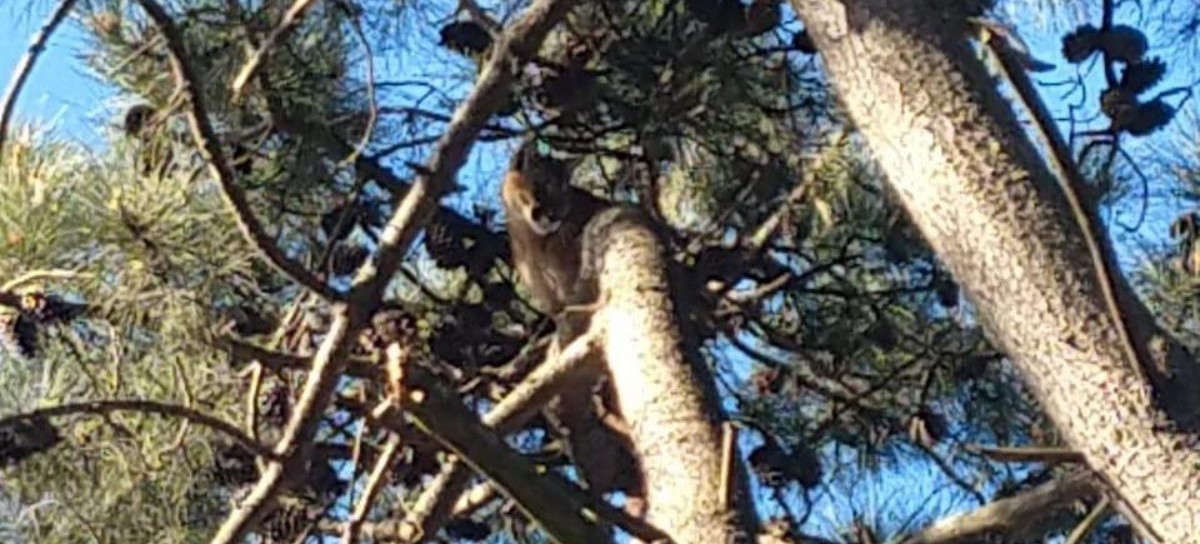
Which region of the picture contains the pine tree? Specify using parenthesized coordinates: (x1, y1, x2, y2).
(2, 0, 1192, 542)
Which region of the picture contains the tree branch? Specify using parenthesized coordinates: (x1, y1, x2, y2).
(391, 327, 603, 541)
(133, 0, 341, 302)
(378, 362, 672, 544)
(0, 399, 278, 461)
(194, 0, 578, 540)
(900, 471, 1100, 544)
(789, 1, 1200, 539)
(221, 337, 381, 381)
(248, 326, 600, 542)
(341, 433, 400, 544)
(230, 0, 318, 101)
(968, 444, 1086, 465)
(0, 0, 79, 156)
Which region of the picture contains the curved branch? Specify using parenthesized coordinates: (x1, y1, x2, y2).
(0, 0, 79, 156)
(133, 0, 341, 302)
(0, 399, 278, 461)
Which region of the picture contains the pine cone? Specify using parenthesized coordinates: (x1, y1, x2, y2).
(260, 502, 313, 543)
(210, 444, 257, 487)
(739, 0, 780, 38)
(0, 311, 38, 359)
(749, 441, 789, 487)
(224, 304, 278, 337)
(1062, 24, 1100, 63)
(445, 519, 492, 541)
(360, 306, 418, 351)
(1100, 87, 1138, 127)
(123, 104, 155, 138)
(19, 293, 84, 324)
(330, 243, 370, 276)
(1097, 25, 1148, 64)
(425, 214, 472, 269)
(302, 456, 345, 501)
(320, 198, 385, 242)
(0, 415, 61, 468)
(439, 21, 492, 58)
(1123, 99, 1175, 136)
(392, 438, 441, 487)
(750, 437, 822, 489)
(263, 383, 291, 428)
(1119, 57, 1166, 96)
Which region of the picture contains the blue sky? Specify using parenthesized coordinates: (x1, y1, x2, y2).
(1, 2, 113, 148)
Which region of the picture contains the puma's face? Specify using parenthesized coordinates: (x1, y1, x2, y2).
(502, 167, 568, 236)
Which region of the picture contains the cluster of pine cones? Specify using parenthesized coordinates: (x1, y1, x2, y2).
(0, 292, 85, 359)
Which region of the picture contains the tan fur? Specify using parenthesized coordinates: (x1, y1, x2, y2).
(501, 168, 594, 315)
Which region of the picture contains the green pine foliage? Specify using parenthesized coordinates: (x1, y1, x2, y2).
(0, 0, 1097, 541)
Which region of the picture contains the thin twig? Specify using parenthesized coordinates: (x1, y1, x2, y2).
(222, 337, 382, 381)
(132, 0, 341, 302)
(0, 0, 79, 156)
(746, 130, 847, 251)
(483, 329, 603, 427)
(1, 269, 94, 293)
(1065, 497, 1111, 544)
(967, 444, 1086, 464)
(341, 7, 378, 167)
(719, 422, 736, 510)
(342, 433, 401, 544)
(343, 399, 370, 516)
(230, 0, 319, 101)
(0, 399, 278, 460)
(912, 440, 987, 505)
(451, 481, 499, 516)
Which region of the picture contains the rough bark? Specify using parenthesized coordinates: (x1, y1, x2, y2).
(788, 1, 1200, 540)
(582, 206, 747, 543)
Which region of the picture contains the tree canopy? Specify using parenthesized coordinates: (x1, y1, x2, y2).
(2, 0, 1199, 542)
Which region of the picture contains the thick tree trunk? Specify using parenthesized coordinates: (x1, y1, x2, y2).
(789, 1, 1200, 540)
(582, 207, 747, 543)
